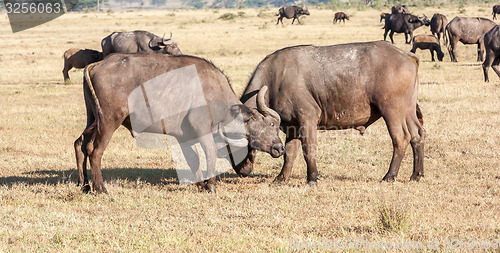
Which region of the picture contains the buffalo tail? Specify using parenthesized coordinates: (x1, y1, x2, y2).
(83, 63, 103, 136)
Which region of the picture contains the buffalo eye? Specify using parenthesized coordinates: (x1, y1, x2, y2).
(271, 122, 275, 127)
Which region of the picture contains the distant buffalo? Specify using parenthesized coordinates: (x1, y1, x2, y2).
(391, 4, 410, 14)
(482, 25, 500, 82)
(101, 30, 182, 57)
(240, 41, 425, 185)
(62, 48, 103, 82)
(276, 6, 310, 25)
(445, 17, 496, 62)
(334, 11, 349, 24)
(493, 5, 500, 20)
(430, 13, 448, 45)
(384, 13, 430, 44)
(380, 12, 390, 23)
(411, 35, 444, 61)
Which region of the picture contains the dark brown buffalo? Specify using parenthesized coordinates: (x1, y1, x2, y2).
(384, 13, 430, 44)
(276, 6, 310, 25)
(430, 13, 448, 45)
(74, 54, 284, 193)
(391, 4, 410, 14)
(445, 17, 496, 62)
(493, 5, 500, 20)
(411, 35, 444, 61)
(62, 48, 102, 82)
(482, 25, 500, 82)
(240, 41, 425, 185)
(101, 30, 182, 57)
(334, 11, 349, 24)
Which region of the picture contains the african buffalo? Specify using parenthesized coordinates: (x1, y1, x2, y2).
(482, 25, 500, 82)
(493, 5, 500, 20)
(62, 48, 103, 82)
(240, 41, 425, 185)
(384, 13, 430, 44)
(334, 12, 349, 24)
(101, 30, 182, 57)
(391, 4, 410, 14)
(430, 13, 448, 45)
(74, 54, 284, 193)
(445, 17, 496, 62)
(411, 35, 444, 61)
(380, 12, 390, 23)
(276, 6, 310, 25)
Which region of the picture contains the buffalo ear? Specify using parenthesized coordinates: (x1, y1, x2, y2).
(230, 104, 253, 122)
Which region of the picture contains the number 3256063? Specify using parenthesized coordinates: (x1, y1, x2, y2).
(5, 3, 62, 14)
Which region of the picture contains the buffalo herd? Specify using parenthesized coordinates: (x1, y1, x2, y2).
(68, 5, 500, 193)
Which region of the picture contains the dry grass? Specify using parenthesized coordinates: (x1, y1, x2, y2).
(1, 4, 499, 252)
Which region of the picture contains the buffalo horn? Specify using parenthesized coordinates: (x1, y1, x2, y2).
(216, 123, 248, 147)
(162, 32, 173, 45)
(257, 86, 281, 124)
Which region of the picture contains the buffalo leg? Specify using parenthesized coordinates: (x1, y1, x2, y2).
(430, 49, 436, 61)
(477, 40, 485, 62)
(198, 134, 217, 193)
(407, 108, 425, 181)
(383, 28, 389, 42)
(179, 142, 205, 190)
(63, 65, 71, 82)
(74, 134, 90, 190)
(449, 37, 459, 62)
(382, 113, 411, 182)
(300, 123, 319, 186)
(490, 56, 500, 80)
(274, 131, 301, 182)
(292, 17, 296, 24)
(389, 31, 395, 44)
(483, 49, 495, 82)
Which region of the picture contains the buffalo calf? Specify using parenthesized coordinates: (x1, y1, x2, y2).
(62, 48, 102, 82)
(334, 12, 349, 24)
(411, 35, 444, 61)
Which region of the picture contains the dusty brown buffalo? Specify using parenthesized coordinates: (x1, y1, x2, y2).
(391, 4, 410, 14)
(62, 48, 102, 82)
(482, 25, 500, 82)
(445, 17, 496, 62)
(411, 35, 444, 61)
(430, 13, 448, 45)
(493, 5, 500, 20)
(74, 54, 284, 193)
(276, 6, 310, 25)
(101, 30, 181, 57)
(384, 13, 430, 44)
(334, 11, 349, 24)
(240, 41, 425, 185)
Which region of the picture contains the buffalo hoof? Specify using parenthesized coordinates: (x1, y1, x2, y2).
(307, 181, 317, 187)
(410, 172, 424, 182)
(381, 174, 397, 182)
(272, 176, 288, 184)
(92, 183, 108, 194)
(206, 184, 217, 193)
(196, 182, 217, 193)
(81, 184, 91, 193)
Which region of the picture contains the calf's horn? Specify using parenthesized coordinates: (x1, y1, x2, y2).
(257, 86, 281, 124)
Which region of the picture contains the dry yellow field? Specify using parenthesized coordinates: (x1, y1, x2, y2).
(0, 3, 499, 252)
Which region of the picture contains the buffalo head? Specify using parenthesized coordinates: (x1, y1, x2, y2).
(437, 50, 444, 61)
(301, 8, 310, 16)
(148, 33, 182, 55)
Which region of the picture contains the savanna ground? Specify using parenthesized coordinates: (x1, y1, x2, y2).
(0, 3, 499, 252)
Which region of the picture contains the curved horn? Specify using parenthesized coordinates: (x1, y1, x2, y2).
(148, 37, 155, 48)
(216, 124, 248, 147)
(257, 86, 281, 124)
(162, 32, 173, 45)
